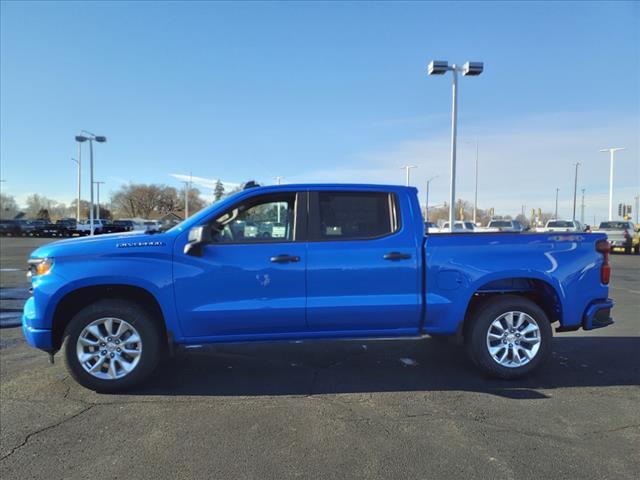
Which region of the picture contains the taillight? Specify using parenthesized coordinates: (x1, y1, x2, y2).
(596, 239, 611, 284)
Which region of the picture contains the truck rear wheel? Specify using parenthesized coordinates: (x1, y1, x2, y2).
(465, 295, 552, 379)
(62, 299, 162, 392)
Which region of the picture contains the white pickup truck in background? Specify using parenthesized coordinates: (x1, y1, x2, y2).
(593, 221, 637, 254)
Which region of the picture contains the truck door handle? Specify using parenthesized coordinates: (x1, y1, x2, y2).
(383, 252, 411, 261)
(270, 254, 300, 263)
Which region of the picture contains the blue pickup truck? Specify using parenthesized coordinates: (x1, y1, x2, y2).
(22, 183, 614, 391)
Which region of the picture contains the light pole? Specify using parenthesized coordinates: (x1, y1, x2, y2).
(555, 188, 559, 219)
(71, 158, 81, 223)
(94, 181, 105, 219)
(635, 195, 639, 224)
(401, 165, 417, 186)
(274, 176, 284, 222)
(425, 175, 438, 222)
(572, 162, 580, 221)
(428, 60, 483, 228)
(75, 132, 107, 235)
(465, 140, 480, 224)
(599, 147, 625, 220)
(182, 181, 190, 218)
(580, 189, 585, 224)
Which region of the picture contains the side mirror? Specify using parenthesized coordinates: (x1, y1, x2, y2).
(184, 225, 212, 256)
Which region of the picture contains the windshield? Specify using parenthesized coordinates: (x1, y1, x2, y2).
(547, 221, 574, 228)
(598, 222, 629, 230)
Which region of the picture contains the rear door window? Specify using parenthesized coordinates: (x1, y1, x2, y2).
(310, 191, 398, 241)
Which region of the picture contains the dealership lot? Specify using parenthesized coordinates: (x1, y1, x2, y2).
(0, 237, 638, 479)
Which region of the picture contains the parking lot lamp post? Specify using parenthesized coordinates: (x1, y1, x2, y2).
(572, 162, 581, 221)
(425, 175, 438, 222)
(401, 165, 417, 186)
(599, 148, 625, 220)
(580, 189, 586, 224)
(76, 133, 107, 235)
(94, 181, 105, 219)
(71, 158, 81, 223)
(555, 188, 559, 219)
(428, 60, 483, 228)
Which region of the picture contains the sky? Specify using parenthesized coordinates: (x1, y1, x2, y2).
(1, 0, 638, 222)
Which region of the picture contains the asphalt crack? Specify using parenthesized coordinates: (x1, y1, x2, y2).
(0, 404, 95, 463)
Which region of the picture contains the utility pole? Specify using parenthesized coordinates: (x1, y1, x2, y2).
(94, 181, 105, 219)
(580, 189, 585, 224)
(555, 188, 559, 220)
(401, 165, 417, 186)
(274, 176, 284, 185)
(182, 181, 190, 219)
(572, 162, 580, 221)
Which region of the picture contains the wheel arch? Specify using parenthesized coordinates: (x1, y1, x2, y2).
(459, 277, 562, 339)
(51, 284, 168, 351)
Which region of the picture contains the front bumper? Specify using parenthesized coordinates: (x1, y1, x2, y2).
(582, 299, 615, 330)
(22, 297, 53, 350)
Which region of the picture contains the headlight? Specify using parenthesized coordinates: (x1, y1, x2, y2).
(27, 258, 54, 277)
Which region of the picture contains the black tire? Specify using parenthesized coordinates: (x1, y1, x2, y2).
(465, 295, 552, 379)
(63, 299, 163, 392)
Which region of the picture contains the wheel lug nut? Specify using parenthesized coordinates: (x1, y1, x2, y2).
(117, 348, 121, 352)
(115, 340, 120, 344)
(100, 343, 105, 347)
(107, 337, 112, 342)
(110, 353, 115, 358)
(101, 350, 107, 355)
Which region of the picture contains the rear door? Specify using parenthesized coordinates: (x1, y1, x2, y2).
(305, 189, 421, 333)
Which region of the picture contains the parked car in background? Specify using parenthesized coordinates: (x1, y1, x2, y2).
(438, 221, 476, 233)
(0, 220, 22, 236)
(17, 219, 37, 236)
(593, 221, 636, 254)
(112, 220, 137, 232)
(538, 220, 584, 233)
(485, 219, 525, 233)
(75, 219, 109, 235)
(424, 221, 437, 233)
(142, 220, 161, 232)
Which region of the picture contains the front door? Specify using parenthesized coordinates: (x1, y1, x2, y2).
(173, 191, 307, 338)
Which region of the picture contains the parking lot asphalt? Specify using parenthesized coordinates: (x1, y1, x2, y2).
(0, 237, 638, 479)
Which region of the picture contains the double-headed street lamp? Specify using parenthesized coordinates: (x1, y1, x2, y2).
(428, 60, 483, 226)
(599, 147, 625, 221)
(75, 132, 107, 235)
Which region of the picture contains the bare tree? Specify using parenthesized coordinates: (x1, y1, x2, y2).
(0, 193, 19, 219)
(111, 183, 206, 219)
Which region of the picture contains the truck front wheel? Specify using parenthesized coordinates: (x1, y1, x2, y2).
(465, 295, 552, 379)
(62, 299, 162, 392)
